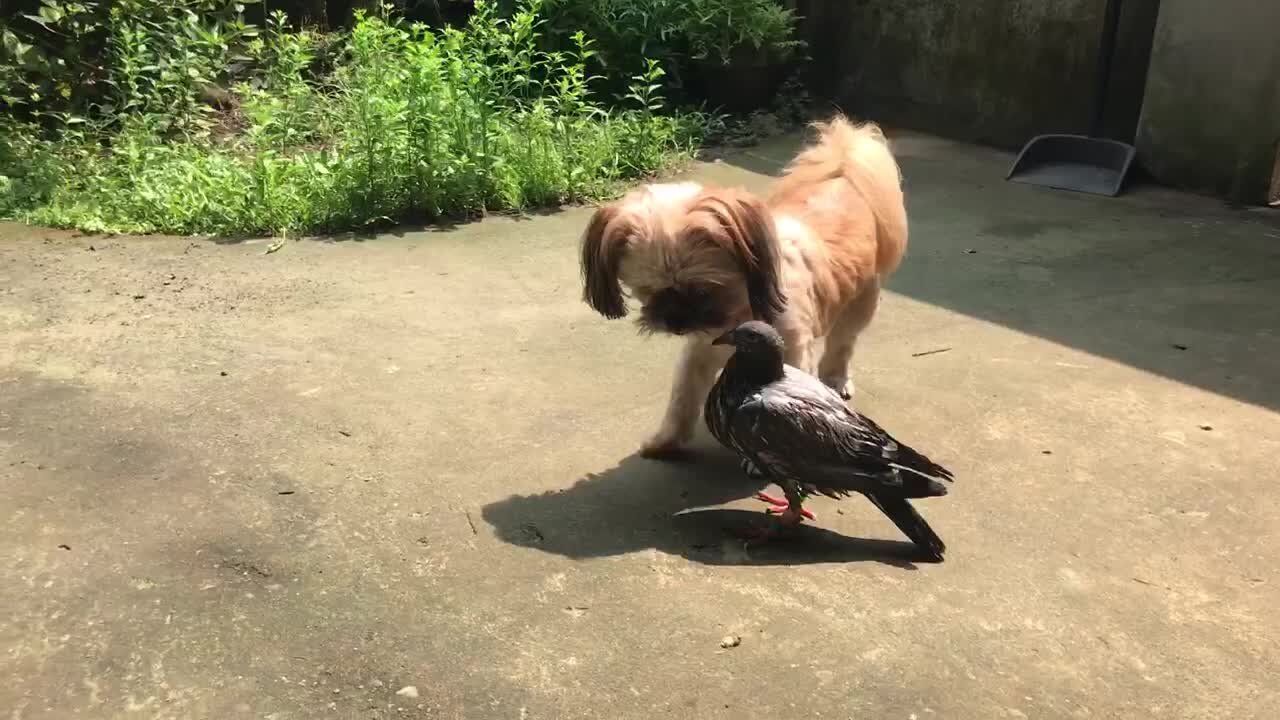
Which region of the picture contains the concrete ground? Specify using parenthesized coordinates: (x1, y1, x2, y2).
(3, 131, 1280, 720)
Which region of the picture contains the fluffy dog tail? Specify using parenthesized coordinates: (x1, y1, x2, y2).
(771, 115, 909, 277)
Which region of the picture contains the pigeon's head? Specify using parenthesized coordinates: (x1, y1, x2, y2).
(712, 320, 784, 357)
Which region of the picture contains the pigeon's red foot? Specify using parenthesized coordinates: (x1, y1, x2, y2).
(730, 494, 813, 545)
(755, 492, 815, 522)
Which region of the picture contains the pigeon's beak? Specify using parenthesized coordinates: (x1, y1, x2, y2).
(711, 329, 734, 346)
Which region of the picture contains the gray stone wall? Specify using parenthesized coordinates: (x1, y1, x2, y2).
(797, 0, 1279, 204)
(1135, 0, 1280, 205)
(796, 0, 1108, 148)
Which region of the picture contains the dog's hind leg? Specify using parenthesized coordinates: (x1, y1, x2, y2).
(817, 277, 881, 400)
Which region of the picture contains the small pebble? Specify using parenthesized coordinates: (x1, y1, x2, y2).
(396, 686, 419, 699)
(720, 635, 742, 649)
(1199, 424, 1213, 431)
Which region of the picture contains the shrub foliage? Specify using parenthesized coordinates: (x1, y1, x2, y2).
(0, 0, 707, 235)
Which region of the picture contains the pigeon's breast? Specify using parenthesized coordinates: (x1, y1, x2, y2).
(707, 384, 762, 459)
(704, 385, 733, 447)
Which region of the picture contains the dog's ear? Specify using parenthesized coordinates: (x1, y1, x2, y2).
(691, 191, 787, 322)
(580, 204, 632, 319)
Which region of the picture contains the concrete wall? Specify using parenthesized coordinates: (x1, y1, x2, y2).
(797, 0, 1279, 204)
(1136, 0, 1280, 205)
(796, 0, 1110, 149)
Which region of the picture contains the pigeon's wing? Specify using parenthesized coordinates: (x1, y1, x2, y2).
(731, 385, 892, 472)
(731, 379, 951, 498)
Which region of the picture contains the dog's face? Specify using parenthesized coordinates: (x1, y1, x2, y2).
(634, 281, 736, 336)
(580, 183, 786, 336)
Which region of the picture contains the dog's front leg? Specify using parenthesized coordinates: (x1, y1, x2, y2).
(641, 338, 730, 459)
(782, 328, 816, 375)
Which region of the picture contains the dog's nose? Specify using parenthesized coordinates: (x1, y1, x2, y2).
(664, 315, 689, 334)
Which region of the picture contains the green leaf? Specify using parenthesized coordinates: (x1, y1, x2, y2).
(38, 3, 65, 24)
(13, 40, 45, 69)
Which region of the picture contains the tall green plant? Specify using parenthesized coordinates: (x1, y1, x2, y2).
(530, 0, 803, 100)
(682, 0, 802, 66)
(2, 0, 261, 127)
(2, 0, 707, 236)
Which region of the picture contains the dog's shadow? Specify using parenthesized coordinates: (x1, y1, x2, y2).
(480, 437, 933, 568)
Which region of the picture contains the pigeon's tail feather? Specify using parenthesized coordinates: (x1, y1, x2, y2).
(889, 440, 955, 484)
(856, 413, 955, 484)
(889, 472, 949, 498)
(867, 494, 946, 561)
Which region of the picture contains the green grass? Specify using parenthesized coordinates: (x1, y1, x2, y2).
(0, 1, 707, 236)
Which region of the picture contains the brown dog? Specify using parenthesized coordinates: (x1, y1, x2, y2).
(580, 115, 908, 458)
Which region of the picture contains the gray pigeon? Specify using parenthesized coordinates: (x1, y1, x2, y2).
(705, 320, 953, 559)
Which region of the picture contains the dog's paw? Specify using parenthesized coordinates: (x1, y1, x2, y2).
(821, 375, 853, 400)
(640, 428, 692, 460)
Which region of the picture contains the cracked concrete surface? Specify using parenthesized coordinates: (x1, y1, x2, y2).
(3, 131, 1279, 719)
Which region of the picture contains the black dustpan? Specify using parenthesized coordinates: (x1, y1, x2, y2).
(1007, 134, 1136, 196)
(1007, 0, 1136, 197)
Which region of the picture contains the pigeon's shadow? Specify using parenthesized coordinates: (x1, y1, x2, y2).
(480, 436, 933, 568)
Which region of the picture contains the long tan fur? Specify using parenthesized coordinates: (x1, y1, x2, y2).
(578, 113, 908, 457)
(685, 189, 787, 322)
(771, 116, 908, 277)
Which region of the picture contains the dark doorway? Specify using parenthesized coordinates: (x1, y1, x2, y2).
(1100, 0, 1162, 143)
(1270, 143, 1280, 206)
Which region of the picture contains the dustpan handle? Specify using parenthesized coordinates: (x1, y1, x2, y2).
(1092, 0, 1123, 137)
